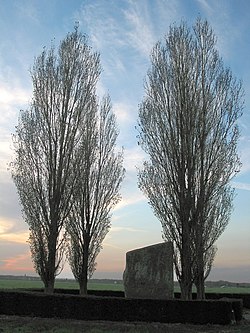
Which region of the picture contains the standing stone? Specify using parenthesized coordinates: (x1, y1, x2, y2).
(123, 242, 174, 299)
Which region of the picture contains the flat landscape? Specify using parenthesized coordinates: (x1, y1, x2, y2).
(1, 275, 250, 332)
(1, 275, 250, 294)
(0, 276, 124, 291)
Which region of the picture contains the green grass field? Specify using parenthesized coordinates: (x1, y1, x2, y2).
(204, 286, 250, 294)
(0, 277, 250, 293)
(0, 278, 124, 291)
(174, 286, 250, 294)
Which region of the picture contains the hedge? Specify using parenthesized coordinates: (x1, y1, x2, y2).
(205, 293, 250, 309)
(0, 290, 241, 325)
(24, 288, 250, 309)
(174, 292, 250, 309)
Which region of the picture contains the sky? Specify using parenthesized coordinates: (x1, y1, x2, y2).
(0, 0, 250, 283)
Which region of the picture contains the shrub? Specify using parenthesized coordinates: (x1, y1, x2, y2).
(0, 290, 239, 325)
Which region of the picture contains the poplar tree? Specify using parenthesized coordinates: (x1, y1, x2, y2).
(11, 28, 103, 293)
(138, 19, 243, 299)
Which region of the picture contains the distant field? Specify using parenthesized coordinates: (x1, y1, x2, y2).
(174, 286, 250, 294)
(0, 278, 250, 294)
(0, 278, 124, 291)
(204, 286, 250, 294)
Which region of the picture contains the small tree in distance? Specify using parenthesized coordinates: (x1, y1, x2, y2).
(11, 27, 108, 293)
(138, 18, 243, 300)
(66, 95, 125, 296)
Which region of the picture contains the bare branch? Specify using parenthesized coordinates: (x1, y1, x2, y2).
(138, 18, 243, 300)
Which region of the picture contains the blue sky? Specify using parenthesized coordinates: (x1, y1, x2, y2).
(0, 0, 250, 282)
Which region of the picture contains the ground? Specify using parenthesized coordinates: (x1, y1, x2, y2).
(0, 309, 250, 333)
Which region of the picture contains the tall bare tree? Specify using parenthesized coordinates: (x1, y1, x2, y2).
(11, 27, 101, 293)
(138, 19, 243, 300)
(66, 95, 124, 296)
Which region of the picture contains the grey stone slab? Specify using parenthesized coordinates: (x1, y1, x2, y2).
(123, 242, 174, 299)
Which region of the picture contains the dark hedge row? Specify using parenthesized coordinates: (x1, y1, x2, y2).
(51, 289, 250, 309)
(52, 289, 249, 312)
(23, 288, 125, 297)
(205, 293, 250, 309)
(0, 290, 241, 325)
(174, 292, 250, 309)
(25, 288, 250, 309)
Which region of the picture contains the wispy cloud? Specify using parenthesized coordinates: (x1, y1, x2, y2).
(236, 135, 250, 174)
(0, 252, 32, 272)
(0, 218, 28, 243)
(196, 0, 213, 16)
(14, 1, 40, 25)
(0, 230, 29, 244)
(196, 0, 242, 59)
(231, 181, 250, 191)
(76, 1, 128, 77)
(113, 190, 146, 212)
(111, 226, 146, 233)
(76, 0, 156, 80)
(0, 83, 29, 106)
(123, 146, 146, 172)
(0, 81, 31, 142)
(123, 0, 156, 57)
(113, 102, 135, 125)
(0, 78, 31, 183)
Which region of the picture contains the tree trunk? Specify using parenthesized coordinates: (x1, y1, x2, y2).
(179, 265, 193, 300)
(180, 222, 193, 300)
(194, 244, 206, 299)
(44, 278, 55, 294)
(43, 233, 57, 294)
(179, 279, 192, 300)
(79, 239, 89, 296)
(195, 258, 206, 299)
(79, 274, 88, 296)
(195, 277, 205, 300)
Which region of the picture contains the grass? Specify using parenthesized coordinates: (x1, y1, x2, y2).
(174, 286, 250, 294)
(0, 278, 124, 291)
(1, 278, 250, 294)
(204, 287, 250, 294)
(1, 313, 250, 333)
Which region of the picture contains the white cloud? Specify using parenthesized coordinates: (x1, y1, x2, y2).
(0, 82, 31, 135)
(196, 0, 241, 60)
(0, 219, 13, 234)
(14, 1, 39, 25)
(0, 84, 29, 106)
(0, 79, 31, 177)
(0, 218, 28, 244)
(232, 181, 250, 191)
(76, 2, 127, 77)
(196, 0, 213, 16)
(114, 190, 146, 212)
(123, 0, 182, 57)
(237, 135, 250, 174)
(156, 0, 180, 24)
(76, 0, 155, 80)
(123, 145, 146, 172)
(0, 230, 29, 244)
(0, 141, 12, 175)
(113, 102, 135, 124)
(123, 1, 156, 57)
(111, 226, 146, 233)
